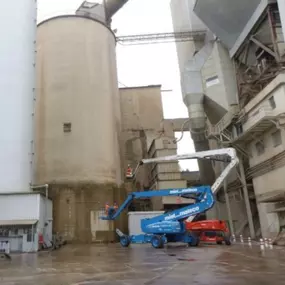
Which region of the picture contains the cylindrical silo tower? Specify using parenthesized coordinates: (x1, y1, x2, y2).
(35, 15, 122, 186)
(0, 1, 37, 192)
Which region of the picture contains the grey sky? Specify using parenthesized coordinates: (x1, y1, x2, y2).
(37, 0, 198, 170)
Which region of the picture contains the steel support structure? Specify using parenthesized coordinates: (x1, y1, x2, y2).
(238, 156, 255, 239)
(223, 163, 235, 235)
(116, 30, 206, 45)
(234, 2, 284, 108)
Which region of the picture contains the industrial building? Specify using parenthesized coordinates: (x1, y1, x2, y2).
(0, 0, 198, 250)
(2, 0, 285, 252)
(171, 0, 285, 242)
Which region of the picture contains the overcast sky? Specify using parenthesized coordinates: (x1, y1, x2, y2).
(37, 0, 198, 171)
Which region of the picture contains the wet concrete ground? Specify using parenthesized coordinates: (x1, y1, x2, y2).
(1, 243, 285, 285)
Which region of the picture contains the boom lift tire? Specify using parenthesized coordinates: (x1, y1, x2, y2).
(151, 235, 164, 249)
(188, 235, 200, 247)
(216, 237, 231, 246)
(224, 237, 231, 246)
(120, 235, 131, 247)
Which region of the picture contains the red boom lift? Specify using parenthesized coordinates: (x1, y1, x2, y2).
(185, 220, 231, 245)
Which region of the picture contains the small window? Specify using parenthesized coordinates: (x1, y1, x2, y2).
(63, 123, 72, 133)
(269, 96, 276, 109)
(272, 130, 282, 147)
(255, 140, 265, 155)
(27, 231, 33, 242)
(206, 75, 220, 88)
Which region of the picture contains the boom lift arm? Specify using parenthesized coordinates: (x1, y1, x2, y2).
(139, 147, 238, 196)
(101, 186, 214, 222)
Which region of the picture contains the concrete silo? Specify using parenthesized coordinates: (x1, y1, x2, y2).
(35, 12, 125, 242)
(0, 0, 37, 193)
(35, 16, 121, 185)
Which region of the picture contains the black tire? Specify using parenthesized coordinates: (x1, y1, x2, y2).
(188, 235, 200, 247)
(224, 237, 231, 246)
(120, 235, 131, 247)
(217, 241, 223, 245)
(151, 235, 164, 249)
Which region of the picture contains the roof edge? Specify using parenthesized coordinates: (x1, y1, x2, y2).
(119, 84, 162, 90)
(37, 14, 116, 40)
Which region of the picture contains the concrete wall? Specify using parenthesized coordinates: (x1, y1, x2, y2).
(258, 203, 280, 239)
(244, 76, 285, 198)
(39, 195, 53, 242)
(239, 77, 285, 143)
(50, 184, 127, 243)
(120, 85, 163, 132)
(35, 16, 122, 185)
(148, 137, 188, 210)
(249, 126, 285, 167)
(216, 190, 249, 231)
(119, 85, 164, 190)
(253, 165, 285, 198)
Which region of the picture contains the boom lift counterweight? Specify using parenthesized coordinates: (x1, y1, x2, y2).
(100, 148, 239, 249)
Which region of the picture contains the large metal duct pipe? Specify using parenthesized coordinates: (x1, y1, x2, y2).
(104, 0, 129, 20)
(181, 33, 216, 185)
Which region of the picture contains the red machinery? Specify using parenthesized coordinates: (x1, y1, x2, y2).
(185, 220, 231, 245)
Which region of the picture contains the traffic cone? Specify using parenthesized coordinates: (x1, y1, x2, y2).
(260, 238, 265, 251)
(268, 238, 273, 249)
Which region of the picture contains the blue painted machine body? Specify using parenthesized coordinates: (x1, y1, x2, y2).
(100, 186, 215, 248)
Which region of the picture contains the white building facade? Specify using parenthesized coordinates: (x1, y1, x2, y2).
(0, 193, 52, 253)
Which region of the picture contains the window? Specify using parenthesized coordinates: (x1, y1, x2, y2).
(269, 96, 276, 109)
(27, 229, 34, 242)
(272, 130, 282, 147)
(255, 140, 265, 155)
(206, 75, 220, 88)
(63, 123, 72, 133)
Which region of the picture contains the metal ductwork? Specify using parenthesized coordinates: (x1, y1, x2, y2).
(104, 0, 130, 21)
(181, 32, 216, 185)
(76, 1, 130, 25)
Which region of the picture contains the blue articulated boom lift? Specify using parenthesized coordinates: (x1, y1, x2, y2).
(100, 148, 239, 249)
